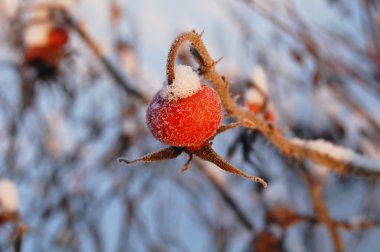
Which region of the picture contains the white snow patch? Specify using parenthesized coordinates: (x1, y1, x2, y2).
(251, 65, 268, 94)
(245, 88, 264, 105)
(123, 119, 137, 136)
(0, 179, 19, 213)
(161, 65, 201, 101)
(291, 138, 380, 170)
(350, 216, 366, 231)
(312, 164, 329, 180)
(24, 23, 52, 47)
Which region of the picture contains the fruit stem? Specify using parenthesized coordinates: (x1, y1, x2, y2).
(166, 31, 214, 85)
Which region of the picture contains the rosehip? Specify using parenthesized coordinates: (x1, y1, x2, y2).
(48, 27, 69, 48)
(146, 83, 222, 148)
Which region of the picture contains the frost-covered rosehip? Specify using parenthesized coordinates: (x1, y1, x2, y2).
(147, 65, 222, 148)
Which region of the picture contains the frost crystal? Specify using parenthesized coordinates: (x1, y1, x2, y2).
(0, 179, 19, 214)
(245, 88, 264, 105)
(251, 65, 268, 94)
(161, 65, 201, 101)
(291, 138, 380, 170)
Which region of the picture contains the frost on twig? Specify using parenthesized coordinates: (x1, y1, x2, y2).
(171, 30, 380, 181)
(290, 138, 380, 172)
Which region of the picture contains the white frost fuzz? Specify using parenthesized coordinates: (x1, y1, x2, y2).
(251, 65, 268, 94)
(245, 88, 265, 105)
(24, 23, 52, 47)
(161, 65, 201, 101)
(0, 179, 19, 214)
(291, 138, 380, 170)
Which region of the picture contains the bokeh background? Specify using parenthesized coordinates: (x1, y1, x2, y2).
(0, 0, 380, 251)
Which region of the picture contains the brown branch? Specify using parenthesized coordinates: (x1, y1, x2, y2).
(14, 224, 28, 252)
(301, 166, 344, 252)
(167, 31, 380, 181)
(61, 9, 149, 103)
(334, 218, 380, 231)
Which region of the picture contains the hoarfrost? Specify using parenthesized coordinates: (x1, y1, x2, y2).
(161, 65, 201, 101)
(291, 138, 380, 170)
(245, 88, 264, 105)
(251, 65, 268, 94)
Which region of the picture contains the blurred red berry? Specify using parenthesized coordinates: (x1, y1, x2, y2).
(48, 27, 69, 48)
(247, 102, 262, 114)
(264, 111, 276, 123)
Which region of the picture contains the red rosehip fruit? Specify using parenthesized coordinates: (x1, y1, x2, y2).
(147, 83, 222, 148)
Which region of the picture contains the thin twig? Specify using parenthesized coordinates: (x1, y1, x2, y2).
(62, 10, 149, 103)
(301, 166, 344, 252)
(194, 160, 255, 231)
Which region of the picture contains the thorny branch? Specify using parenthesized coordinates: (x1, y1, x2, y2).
(166, 31, 380, 181)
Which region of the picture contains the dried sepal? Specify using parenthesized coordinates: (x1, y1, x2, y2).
(118, 146, 184, 164)
(214, 122, 242, 136)
(118, 142, 267, 187)
(193, 144, 267, 187)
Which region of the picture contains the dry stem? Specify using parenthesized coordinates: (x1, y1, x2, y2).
(166, 31, 380, 181)
(301, 167, 343, 252)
